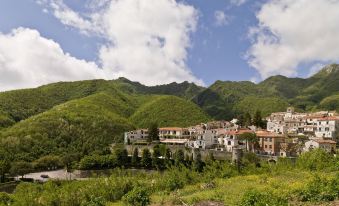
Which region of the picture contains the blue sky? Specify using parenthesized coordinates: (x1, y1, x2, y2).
(0, 0, 338, 90)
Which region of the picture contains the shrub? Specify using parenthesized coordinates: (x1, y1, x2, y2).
(0, 192, 13, 205)
(297, 174, 339, 202)
(297, 149, 336, 171)
(240, 189, 288, 206)
(122, 186, 150, 206)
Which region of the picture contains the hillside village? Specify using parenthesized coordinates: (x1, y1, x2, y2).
(125, 107, 338, 158)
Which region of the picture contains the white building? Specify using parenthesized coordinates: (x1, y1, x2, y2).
(124, 129, 148, 144)
(304, 139, 336, 153)
(315, 117, 339, 140)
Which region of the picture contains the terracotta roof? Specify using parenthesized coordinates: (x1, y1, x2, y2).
(317, 116, 339, 121)
(256, 131, 284, 137)
(314, 139, 337, 144)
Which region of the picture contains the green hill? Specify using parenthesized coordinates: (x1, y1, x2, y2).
(0, 63, 338, 162)
(0, 90, 210, 161)
(130, 95, 211, 128)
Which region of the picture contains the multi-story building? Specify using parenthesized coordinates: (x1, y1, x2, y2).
(314, 116, 339, 140)
(159, 127, 189, 138)
(256, 131, 285, 156)
(304, 139, 337, 153)
(124, 129, 148, 144)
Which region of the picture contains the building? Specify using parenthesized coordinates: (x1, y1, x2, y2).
(159, 127, 189, 138)
(314, 116, 339, 140)
(256, 131, 285, 156)
(304, 139, 336, 153)
(219, 129, 252, 152)
(124, 129, 148, 144)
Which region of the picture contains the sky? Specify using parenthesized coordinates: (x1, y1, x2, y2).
(0, 0, 339, 91)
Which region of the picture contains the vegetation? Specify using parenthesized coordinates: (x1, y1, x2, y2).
(0, 149, 338, 206)
(129, 96, 211, 128)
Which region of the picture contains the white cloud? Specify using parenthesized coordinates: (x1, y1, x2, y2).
(308, 63, 325, 77)
(247, 0, 339, 79)
(38, 0, 204, 86)
(230, 0, 246, 6)
(0, 28, 105, 91)
(214, 10, 231, 26)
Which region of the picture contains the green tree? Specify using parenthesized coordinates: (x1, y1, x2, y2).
(114, 145, 129, 167)
(164, 148, 172, 165)
(10, 162, 33, 178)
(244, 112, 252, 127)
(0, 159, 10, 183)
(239, 132, 258, 152)
(147, 122, 159, 142)
(141, 149, 152, 168)
(174, 149, 185, 166)
(122, 186, 150, 206)
(33, 155, 63, 170)
(193, 151, 204, 172)
(131, 148, 139, 166)
(152, 145, 162, 170)
(253, 110, 265, 128)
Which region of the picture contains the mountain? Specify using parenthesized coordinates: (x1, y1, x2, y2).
(130, 95, 211, 128)
(0, 82, 210, 161)
(194, 64, 339, 119)
(0, 64, 338, 162)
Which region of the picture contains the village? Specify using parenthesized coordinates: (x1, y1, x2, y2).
(124, 107, 338, 159)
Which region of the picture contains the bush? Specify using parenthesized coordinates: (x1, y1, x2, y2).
(240, 189, 288, 206)
(122, 186, 150, 206)
(297, 149, 336, 171)
(0, 192, 13, 205)
(297, 174, 339, 202)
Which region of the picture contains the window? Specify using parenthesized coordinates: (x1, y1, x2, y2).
(265, 145, 267, 148)
(269, 145, 272, 149)
(228, 141, 231, 145)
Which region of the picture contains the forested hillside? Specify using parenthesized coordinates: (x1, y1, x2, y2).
(0, 64, 338, 162)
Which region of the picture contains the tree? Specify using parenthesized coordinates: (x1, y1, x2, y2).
(253, 110, 265, 128)
(10, 162, 33, 178)
(193, 151, 204, 172)
(174, 149, 185, 166)
(239, 132, 258, 152)
(244, 112, 252, 127)
(114, 145, 129, 167)
(0, 159, 10, 183)
(131, 148, 139, 166)
(33, 155, 63, 170)
(141, 149, 152, 168)
(152, 145, 162, 170)
(148, 122, 159, 142)
(164, 148, 172, 165)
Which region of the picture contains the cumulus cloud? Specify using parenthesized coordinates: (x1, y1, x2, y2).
(38, 0, 204, 86)
(0, 28, 105, 91)
(214, 10, 231, 26)
(247, 0, 339, 79)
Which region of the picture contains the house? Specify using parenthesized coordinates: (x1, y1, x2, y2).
(304, 139, 336, 153)
(124, 129, 148, 144)
(314, 116, 339, 140)
(256, 131, 285, 156)
(219, 129, 252, 152)
(159, 127, 189, 138)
